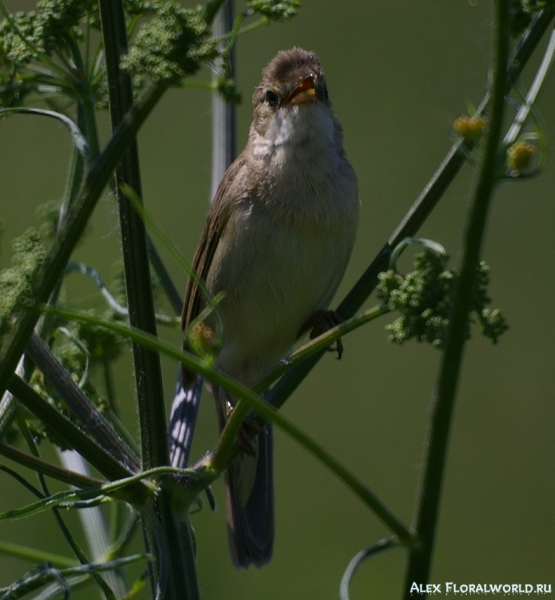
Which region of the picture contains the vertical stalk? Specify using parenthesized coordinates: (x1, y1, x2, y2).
(97, 3, 200, 598)
(211, 0, 236, 198)
(402, 1, 510, 595)
(97, 0, 167, 471)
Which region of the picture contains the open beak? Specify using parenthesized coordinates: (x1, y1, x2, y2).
(284, 73, 318, 106)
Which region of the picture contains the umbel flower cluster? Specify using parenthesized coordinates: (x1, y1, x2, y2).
(377, 249, 508, 348)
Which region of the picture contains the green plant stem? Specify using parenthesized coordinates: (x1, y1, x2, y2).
(504, 25, 555, 147)
(340, 537, 402, 600)
(7, 376, 150, 499)
(402, 1, 510, 594)
(26, 333, 140, 471)
(0, 540, 78, 569)
(96, 2, 191, 597)
(65, 32, 101, 160)
(265, 7, 555, 410)
(0, 440, 104, 488)
(98, 0, 168, 472)
(211, 0, 236, 198)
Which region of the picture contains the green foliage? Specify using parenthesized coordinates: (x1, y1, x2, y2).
(121, 2, 216, 84)
(0, 228, 47, 349)
(247, 0, 301, 21)
(0, 0, 89, 64)
(0, 0, 96, 107)
(377, 249, 508, 348)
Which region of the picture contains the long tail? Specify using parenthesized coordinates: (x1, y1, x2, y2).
(215, 387, 275, 568)
(169, 378, 275, 567)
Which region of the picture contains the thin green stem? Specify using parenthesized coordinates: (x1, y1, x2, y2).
(258, 304, 388, 394)
(402, 1, 510, 595)
(0, 540, 78, 569)
(0, 440, 105, 488)
(340, 537, 402, 600)
(65, 33, 101, 161)
(232, 15, 269, 38)
(504, 26, 555, 147)
(96, 2, 190, 596)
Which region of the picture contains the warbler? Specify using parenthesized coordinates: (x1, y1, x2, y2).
(170, 47, 359, 568)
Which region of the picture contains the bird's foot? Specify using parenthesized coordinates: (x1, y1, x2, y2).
(304, 309, 345, 360)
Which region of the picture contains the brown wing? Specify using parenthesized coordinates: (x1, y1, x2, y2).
(181, 156, 246, 387)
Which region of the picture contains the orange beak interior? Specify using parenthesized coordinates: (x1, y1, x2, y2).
(285, 74, 318, 105)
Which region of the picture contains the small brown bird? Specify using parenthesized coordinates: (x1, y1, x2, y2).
(169, 47, 359, 568)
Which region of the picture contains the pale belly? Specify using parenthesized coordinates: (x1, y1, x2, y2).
(207, 204, 357, 388)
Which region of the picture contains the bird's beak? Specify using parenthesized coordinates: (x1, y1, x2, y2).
(284, 74, 318, 106)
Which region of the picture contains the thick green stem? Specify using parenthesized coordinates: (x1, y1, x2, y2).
(97, 2, 197, 599)
(98, 0, 168, 473)
(402, 1, 510, 594)
(26, 334, 139, 471)
(7, 376, 146, 491)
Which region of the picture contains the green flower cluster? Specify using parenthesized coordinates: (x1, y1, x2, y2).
(377, 250, 508, 348)
(247, 0, 301, 21)
(121, 3, 216, 84)
(0, 229, 46, 349)
(0, 0, 88, 65)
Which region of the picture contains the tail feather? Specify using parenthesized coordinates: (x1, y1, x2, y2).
(169, 378, 275, 568)
(225, 423, 274, 568)
(169, 375, 203, 468)
(215, 387, 275, 568)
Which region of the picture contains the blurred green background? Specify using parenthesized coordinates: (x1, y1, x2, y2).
(1, 1, 554, 598)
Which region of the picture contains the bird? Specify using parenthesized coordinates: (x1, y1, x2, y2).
(169, 47, 359, 568)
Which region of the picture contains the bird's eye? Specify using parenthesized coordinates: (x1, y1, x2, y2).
(265, 90, 279, 108)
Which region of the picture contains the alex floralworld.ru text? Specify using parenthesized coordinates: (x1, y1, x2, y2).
(410, 582, 552, 595)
